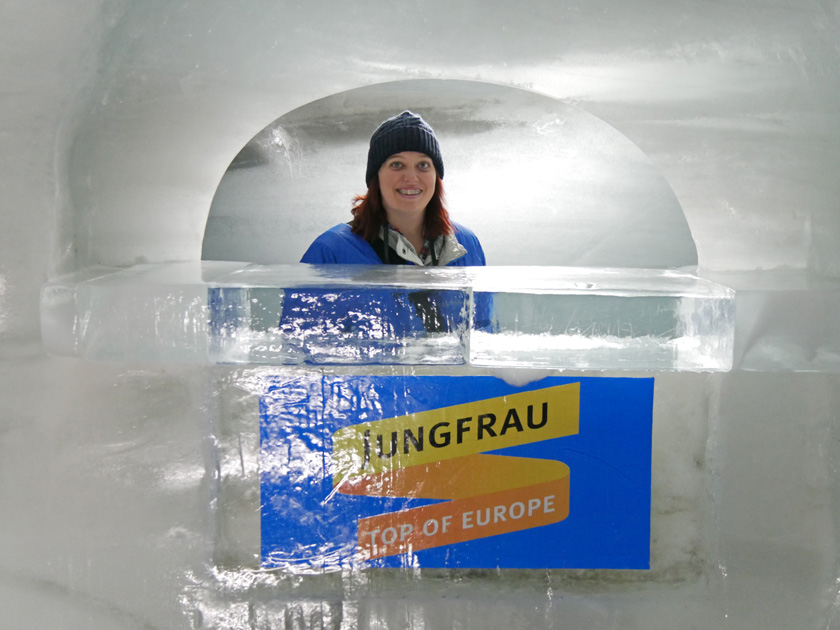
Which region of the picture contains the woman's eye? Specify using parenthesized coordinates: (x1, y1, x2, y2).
(418, 161, 430, 170)
(389, 161, 403, 169)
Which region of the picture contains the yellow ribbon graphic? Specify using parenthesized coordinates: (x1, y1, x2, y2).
(332, 382, 580, 559)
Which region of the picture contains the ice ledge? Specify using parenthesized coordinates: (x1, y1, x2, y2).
(704, 270, 840, 373)
(40, 262, 735, 371)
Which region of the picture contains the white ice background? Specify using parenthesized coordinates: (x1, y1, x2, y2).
(2, 1, 840, 629)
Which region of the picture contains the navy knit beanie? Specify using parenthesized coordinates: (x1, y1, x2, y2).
(365, 111, 444, 185)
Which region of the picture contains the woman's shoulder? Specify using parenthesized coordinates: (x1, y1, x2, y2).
(300, 223, 380, 264)
(450, 222, 486, 266)
(451, 221, 480, 241)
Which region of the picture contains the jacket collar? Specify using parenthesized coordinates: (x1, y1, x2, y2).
(381, 226, 467, 266)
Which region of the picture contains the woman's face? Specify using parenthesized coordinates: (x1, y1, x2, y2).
(378, 152, 436, 223)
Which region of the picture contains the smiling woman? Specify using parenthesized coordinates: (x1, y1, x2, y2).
(300, 111, 486, 267)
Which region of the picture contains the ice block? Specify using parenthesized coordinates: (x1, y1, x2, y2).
(468, 267, 735, 371)
(208, 264, 471, 365)
(40, 262, 243, 362)
(41, 262, 735, 371)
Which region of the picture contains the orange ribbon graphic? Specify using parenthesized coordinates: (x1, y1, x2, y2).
(332, 383, 580, 560)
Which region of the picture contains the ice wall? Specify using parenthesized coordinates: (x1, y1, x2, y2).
(3, 1, 840, 628)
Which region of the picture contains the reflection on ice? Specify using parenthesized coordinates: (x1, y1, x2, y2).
(210, 285, 470, 365)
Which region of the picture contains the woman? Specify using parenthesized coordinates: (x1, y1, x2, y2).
(300, 111, 486, 267)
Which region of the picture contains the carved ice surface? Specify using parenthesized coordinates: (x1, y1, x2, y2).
(41, 263, 735, 371)
(39, 262, 243, 362)
(468, 267, 734, 371)
(208, 265, 472, 366)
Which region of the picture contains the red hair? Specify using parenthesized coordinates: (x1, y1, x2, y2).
(350, 175, 453, 243)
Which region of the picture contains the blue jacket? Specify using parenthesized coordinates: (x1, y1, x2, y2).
(281, 223, 489, 363)
(300, 222, 486, 266)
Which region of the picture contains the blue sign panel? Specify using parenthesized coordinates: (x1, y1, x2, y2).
(260, 375, 653, 571)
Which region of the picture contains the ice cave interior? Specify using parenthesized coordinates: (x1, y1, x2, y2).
(2, 1, 840, 628)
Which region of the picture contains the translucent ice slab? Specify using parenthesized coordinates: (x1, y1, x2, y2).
(209, 265, 471, 365)
(40, 263, 735, 371)
(39, 262, 243, 362)
(704, 270, 840, 372)
(469, 267, 735, 371)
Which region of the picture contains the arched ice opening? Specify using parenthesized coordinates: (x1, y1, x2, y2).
(203, 79, 698, 268)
